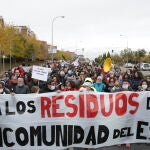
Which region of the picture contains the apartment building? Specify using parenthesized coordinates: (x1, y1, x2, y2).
(14, 26, 35, 36)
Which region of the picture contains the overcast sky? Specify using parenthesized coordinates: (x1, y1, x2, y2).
(1, 0, 150, 59)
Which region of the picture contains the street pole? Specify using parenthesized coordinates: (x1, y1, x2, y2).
(10, 41, 12, 70)
(51, 16, 65, 62)
(126, 36, 129, 64)
(2, 55, 5, 71)
(0, 45, 1, 72)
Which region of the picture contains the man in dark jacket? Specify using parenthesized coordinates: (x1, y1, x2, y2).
(7, 75, 18, 93)
(15, 77, 30, 94)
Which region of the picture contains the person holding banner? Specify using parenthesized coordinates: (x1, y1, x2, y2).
(75, 71, 86, 90)
(121, 79, 133, 91)
(138, 79, 150, 91)
(61, 80, 76, 91)
(92, 76, 106, 92)
(14, 77, 30, 94)
(106, 77, 116, 92)
(79, 77, 97, 92)
(117, 79, 132, 148)
(0, 81, 10, 94)
(111, 80, 122, 93)
(40, 80, 59, 93)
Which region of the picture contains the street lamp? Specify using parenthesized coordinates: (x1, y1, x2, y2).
(120, 34, 129, 64)
(10, 41, 12, 70)
(51, 16, 65, 62)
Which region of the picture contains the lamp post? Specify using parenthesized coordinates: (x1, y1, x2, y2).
(120, 34, 128, 64)
(10, 41, 12, 70)
(51, 16, 65, 62)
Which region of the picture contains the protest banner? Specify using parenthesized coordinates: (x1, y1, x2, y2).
(0, 91, 149, 149)
(31, 65, 49, 81)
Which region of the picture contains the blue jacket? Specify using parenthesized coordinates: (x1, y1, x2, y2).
(93, 82, 106, 92)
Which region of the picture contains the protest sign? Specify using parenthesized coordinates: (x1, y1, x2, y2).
(31, 65, 49, 81)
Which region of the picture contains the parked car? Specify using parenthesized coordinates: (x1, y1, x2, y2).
(124, 63, 133, 68)
(140, 63, 150, 71)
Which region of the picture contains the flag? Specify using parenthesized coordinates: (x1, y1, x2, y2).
(72, 57, 80, 67)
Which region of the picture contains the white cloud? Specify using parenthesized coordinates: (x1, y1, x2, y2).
(1, 0, 150, 59)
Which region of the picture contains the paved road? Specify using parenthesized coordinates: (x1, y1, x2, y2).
(96, 143, 150, 150)
(72, 143, 150, 150)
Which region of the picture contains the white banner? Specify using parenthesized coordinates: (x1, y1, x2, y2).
(31, 65, 49, 81)
(0, 91, 150, 149)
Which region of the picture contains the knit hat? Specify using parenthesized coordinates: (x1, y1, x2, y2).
(97, 76, 102, 80)
(82, 82, 93, 87)
(84, 77, 93, 84)
(82, 77, 93, 87)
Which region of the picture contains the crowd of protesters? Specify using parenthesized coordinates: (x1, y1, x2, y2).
(0, 61, 150, 149)
(0, 61, 150, 95)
